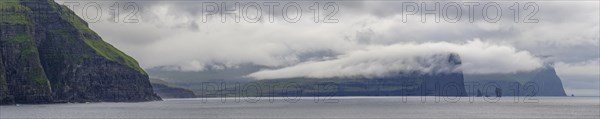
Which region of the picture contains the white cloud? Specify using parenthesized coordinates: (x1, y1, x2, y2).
(556, 59, 600, 76)
(248, 40, 543, 79)
(75, 1, 597, 72)
(57, 1, 598, 95)
(555, 59, 600, 96)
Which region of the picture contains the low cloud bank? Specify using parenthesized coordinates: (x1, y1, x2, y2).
(248, 40, 543, 80)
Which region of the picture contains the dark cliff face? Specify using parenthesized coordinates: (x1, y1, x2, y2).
(464, 64, 567, 96)
(0, 1, 53, 104)
(1, 0, 160, 104)
(1, 51, 14, 104)
(530, 66, 567, 96)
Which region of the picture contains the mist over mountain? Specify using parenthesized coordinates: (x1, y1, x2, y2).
(61, 1, 598, 96)
(0, 1, 582, 102)
(149, 53, 469, 97)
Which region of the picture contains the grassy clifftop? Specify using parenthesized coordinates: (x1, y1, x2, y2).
(53, 4, 146, 74)
(2, 0, 146, 75)
(1, 0, 160, 104)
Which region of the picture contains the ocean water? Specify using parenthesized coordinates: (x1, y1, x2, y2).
(1, 97, 598, 118)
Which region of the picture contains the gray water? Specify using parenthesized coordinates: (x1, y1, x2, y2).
(1, 97, 599, 118)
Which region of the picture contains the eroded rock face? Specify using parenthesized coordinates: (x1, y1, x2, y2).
(1, 51, 15, 105)
(0, 2, 53, 104)
(1, 0, 160, 104)
(464, 64, 567, 97)
(530, 66, 567, 96)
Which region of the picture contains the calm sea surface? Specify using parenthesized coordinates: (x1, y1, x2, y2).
(1, 97, 599, 118)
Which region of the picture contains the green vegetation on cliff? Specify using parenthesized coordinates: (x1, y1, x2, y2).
(83, 38, 146, 74)
(5, 33, 49, 86)
(51, 4, 146, 74)
(0, 1, 31, 25)
(0, 13, 30, 25)
(6, 33, 32, 44)
(1, 0, 160, 104)
(1, 1, 53, 104)
(2, 1, 145, 74)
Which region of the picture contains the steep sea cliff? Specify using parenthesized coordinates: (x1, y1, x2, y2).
(0, 0, 160, 105)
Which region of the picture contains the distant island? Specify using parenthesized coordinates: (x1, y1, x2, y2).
(1, 0, 160, 105)
(150, 78, 196, 98)
(149, 58, 568, 98)
(150, 53, 470, 97)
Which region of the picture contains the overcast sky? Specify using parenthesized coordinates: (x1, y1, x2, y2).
(56, 0, 599, 96)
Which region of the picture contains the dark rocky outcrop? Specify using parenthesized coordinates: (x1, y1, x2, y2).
(529, 66, 567, 96)
(464, 64, 567, 96)
(1, 51, 15, 104)
(1, 0, 160, 105)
